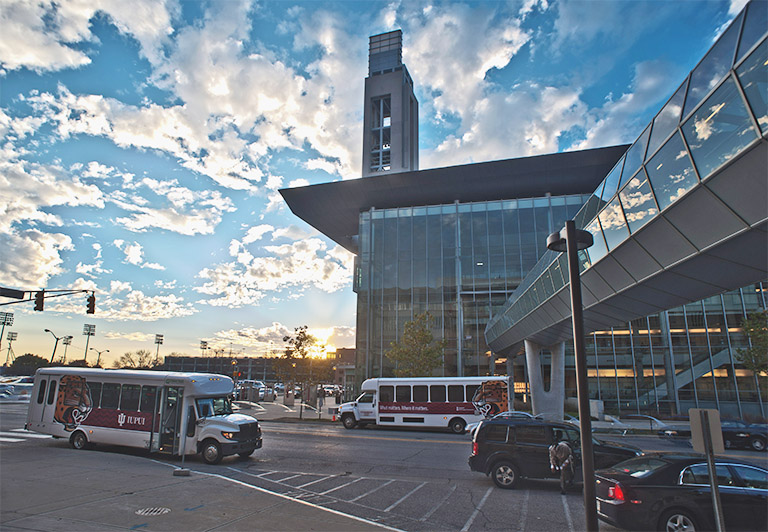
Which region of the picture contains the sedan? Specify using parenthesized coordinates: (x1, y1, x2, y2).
(596, 453, 768, 531)
(721, 421, 767, 452)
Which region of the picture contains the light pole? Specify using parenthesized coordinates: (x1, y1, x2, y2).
(154, 334, 163, 365)
(0, 313, 13, 354)
(82, 324, 96, 362)
(44, 328, 61, 364)
(547, 220, 597, 532)
(61, 336, 73, 364)
(90, 348, 109, 367)
(5, 331, 17, 366)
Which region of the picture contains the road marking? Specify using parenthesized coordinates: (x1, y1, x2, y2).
(296, 475, 337, 489)
(460, 487, 492, 532)
(276, 403, 296, 412)
(384, 481, 426, 512)
(1, 431, 51, 438)
(561, 492, 574, 532)
(349, 479, 395, 502)
(516, 489, 529, 531)
(0, 437, 24, 442)
(319, 477, 363, 495)
(420, 484, 457, 521)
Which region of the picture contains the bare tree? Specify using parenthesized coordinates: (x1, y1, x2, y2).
(113, 349, 156, 369)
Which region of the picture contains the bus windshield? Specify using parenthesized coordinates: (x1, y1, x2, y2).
(196, 396, 233, 417)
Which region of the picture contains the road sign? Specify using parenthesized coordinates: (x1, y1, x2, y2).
(690, 408, 724, 454)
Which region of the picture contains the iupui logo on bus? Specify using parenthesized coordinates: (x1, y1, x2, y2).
(118, 412, 126, 427)
(53, 375, 93, 431)
(471, 380, 508, 418)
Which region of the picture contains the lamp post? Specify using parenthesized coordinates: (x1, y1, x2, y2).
(154, 334, 163, 365)
(61, 336, 73, 364)
(547, 219, 597, 532)
(82, 324, 96, 362)
(90, 348, 109, 367)
(44, 328, 61, 364)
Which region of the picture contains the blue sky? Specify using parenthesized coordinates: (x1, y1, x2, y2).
(0, 0, 746, 367)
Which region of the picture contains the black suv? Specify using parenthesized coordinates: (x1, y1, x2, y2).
(468, 418, 642, 489)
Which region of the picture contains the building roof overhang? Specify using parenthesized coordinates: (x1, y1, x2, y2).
(279, 145, 629, 254)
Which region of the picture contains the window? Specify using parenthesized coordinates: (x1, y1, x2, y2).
(733, 465, 768, 489)
(466, 384, 480, 402)
(413, 385, 428, 402)
(46, 380, 57, 405)
(430, 385, 446, 402)
(358, 392, 375, 404)
(379, 385, 394, 402)
(645, 131, 697, 210)
(36, 380, 46, 404)
(396, 385, 411, 402)
(370, 96, 392, 172)
(88, 382, 102, 408)
(485, 424, 508, 442)
(121, 384, 141, 411)
(515, 425, 548, 444)
(681, 464, 735, 486)
(100, 383, 121, 409)
(139, 386, 157, 412)
(447, 385, 464, 402)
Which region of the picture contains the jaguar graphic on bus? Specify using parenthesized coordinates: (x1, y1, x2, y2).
(26, 368, 262, 464)
(338, 377, 510, 434)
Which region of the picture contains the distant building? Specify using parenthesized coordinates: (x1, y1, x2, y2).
(162, 355, 276, 382)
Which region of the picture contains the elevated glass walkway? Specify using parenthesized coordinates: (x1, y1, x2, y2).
(486, 1, 767, 356)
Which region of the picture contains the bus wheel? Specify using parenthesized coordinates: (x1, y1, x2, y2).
(341, 414, 357, 429)
(201, 439, 223, 464)
(70, 431, 88, 450)
(449, 418, 466, 434)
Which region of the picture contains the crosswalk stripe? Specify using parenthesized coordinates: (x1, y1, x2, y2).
(0, 437, 24, 442)
(0, 431, 51, 439)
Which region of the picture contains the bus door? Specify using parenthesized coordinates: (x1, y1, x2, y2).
(357, 391, 377, 422)
(158, 386, 184, 455)
(34, 375, 57, 423)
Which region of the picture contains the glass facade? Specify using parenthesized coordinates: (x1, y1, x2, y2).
(355, 194, 589, 381)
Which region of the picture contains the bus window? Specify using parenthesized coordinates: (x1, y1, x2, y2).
(101, 383, 120, 409)
(448, 385, 464, 402)
(46, 380, 57, 405)
(121, 384, 140, 411)
(380, 386, 394, 402)
(89, 382, 102, 408)
(358, 392, 375, 403)
(37, 381, 47, 404)
(413, 385, 428, 402)
(396, 386, 411, 402)
(466, 384, 480, 401)
(430, 385, 446, 402)
(139, 386, 157, 412)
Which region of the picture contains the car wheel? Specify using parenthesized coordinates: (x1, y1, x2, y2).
(659, 508, 698, 532)
(201, 439, 223, 465)
(341, 414, 357, 429)
(449, 418, 466, 434)
(70, 430, 88, 450)
(491, 461, 519, 489)
(749, 436, 766, 452)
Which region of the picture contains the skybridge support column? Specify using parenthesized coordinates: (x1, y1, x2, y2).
(524, 340, 565, 419)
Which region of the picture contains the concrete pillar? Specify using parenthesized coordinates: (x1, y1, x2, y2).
(524, 340, 565, 419)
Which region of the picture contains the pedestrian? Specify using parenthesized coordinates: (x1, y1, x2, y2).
(549, 437, 574, 494)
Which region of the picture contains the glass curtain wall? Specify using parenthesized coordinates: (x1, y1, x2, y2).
(355, 194, 588, 383)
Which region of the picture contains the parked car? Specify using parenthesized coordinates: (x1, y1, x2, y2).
(468, 417, 642, 489)
(465, 411, 535, 436)
(595, 453, 768, 531)
(721, 420, 768, 452)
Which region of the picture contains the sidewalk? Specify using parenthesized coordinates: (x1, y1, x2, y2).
(0, 442, 393, 532)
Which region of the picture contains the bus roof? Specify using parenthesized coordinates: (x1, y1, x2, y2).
(34, 367, 234, 395)
(361, 376, 507, 388)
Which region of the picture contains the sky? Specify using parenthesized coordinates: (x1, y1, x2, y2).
(0, 0, 747, 368)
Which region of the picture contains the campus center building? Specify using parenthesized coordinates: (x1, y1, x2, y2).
(281, 4, 767, 419)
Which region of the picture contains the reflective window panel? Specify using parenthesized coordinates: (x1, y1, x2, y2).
(600, 157, 625, 201)
(619, 169, 659, 234)
(736, 0, 768, 63)
(646, 131, 698, 211)
(598, 196, 630, 251)
(682, 77, 758, 180)
(620, 125, 650, 191)
(736, 39, 768, 136)
(584, 218, 608, 266)
(648, 81, 687, 158)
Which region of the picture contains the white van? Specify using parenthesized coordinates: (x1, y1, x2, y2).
(26, 367, 262, 464)
(338, 376, 510, 434)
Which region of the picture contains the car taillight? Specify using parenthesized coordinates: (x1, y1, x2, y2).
(608, 483, 625, 502)
(472, 442, 478, 455)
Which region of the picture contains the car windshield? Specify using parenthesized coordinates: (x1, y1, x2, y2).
(196, 396, 233, 417)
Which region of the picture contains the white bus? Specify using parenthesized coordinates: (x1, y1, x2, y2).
(26, 367, 262, 464)
(338, 376, 510, 433)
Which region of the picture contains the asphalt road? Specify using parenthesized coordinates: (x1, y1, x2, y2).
(2, 401, 766, 531)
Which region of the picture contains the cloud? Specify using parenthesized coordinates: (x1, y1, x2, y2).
(210, 322, 355, 352)
(242, 224, 274, 244)
(0, 229, 73, 287)
(114, 240, 165, 270)
(196, 238, 354, 308)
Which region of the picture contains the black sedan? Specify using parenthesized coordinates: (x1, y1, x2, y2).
(721, 421, 767, 452)
(596, 453, 768, 531)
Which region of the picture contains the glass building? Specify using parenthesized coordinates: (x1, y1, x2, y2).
(281, 1, 766, 419)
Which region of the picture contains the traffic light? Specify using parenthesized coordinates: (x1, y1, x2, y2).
(34, 291, 44, 311)
(86, 294, 95, 314)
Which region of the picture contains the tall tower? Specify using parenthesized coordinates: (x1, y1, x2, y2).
(362, 30, 418, 177)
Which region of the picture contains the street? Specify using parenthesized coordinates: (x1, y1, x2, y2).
(2, 401, 766, 531)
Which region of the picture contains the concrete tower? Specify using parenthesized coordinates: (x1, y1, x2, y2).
(362, 30, 418, 176)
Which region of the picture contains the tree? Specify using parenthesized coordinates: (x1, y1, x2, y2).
(283, 326, 316, 359)
(8, 354, 48, 375)
(385, 312, 447, 377)
(736, 310, 768, 376)
(113, 349, 156, 369)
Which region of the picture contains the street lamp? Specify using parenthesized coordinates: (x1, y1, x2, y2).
(44, 328, 61, 364)
(547, 219, 597, 532)
(61, 336, 73, 364)
(90, 348, 109, 367)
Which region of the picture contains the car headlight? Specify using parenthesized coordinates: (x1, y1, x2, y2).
(221, 431, 237, 440)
